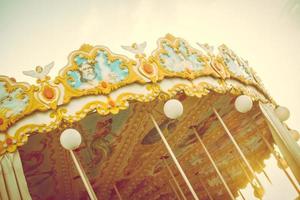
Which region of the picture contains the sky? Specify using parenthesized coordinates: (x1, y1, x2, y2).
(0, 0, 299, 199)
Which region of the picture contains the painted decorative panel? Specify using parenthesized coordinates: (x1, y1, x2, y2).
(159, 40, 205, 72)
(0, 81, 29, 118)
(67, 50, 129, 90)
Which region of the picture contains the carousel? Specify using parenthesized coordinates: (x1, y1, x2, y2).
(0, 34, 299, 200)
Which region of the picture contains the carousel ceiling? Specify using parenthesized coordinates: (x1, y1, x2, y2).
(19, 93, 273, 200)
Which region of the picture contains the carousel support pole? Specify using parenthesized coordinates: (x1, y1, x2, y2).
(193, 128, 235, 200)
(198, 176, 213, 200)
(237, 159, 262, 199)
(238, 190, 246, 200)
(212, 107, 264, 189)
(114, 184, 123, 200)
(69, 150, 98, 200)
(275, 155, 300, 195)
(169, 180, 182, 200)
(254, 159, 272, 184)
(163, 158, 187, 200)
(259, 133, 300, 194)
(60, 129, 98, 200)
(150, 114, 199, 200)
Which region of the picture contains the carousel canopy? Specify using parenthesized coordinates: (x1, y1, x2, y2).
(0, 34, 299, 200)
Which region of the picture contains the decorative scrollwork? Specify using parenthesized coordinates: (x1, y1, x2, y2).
(0, 34, 273, 155)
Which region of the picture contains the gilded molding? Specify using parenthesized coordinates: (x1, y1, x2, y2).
(0, 34, 273, 155)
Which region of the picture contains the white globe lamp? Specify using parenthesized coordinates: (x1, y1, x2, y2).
(60, 128, 82, 150)
(234, 95, 253, 113)
(163, 99, 183, 119)
(275, 106, 290, 122)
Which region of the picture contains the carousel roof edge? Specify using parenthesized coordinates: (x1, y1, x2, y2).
(0, 34, 276, 155)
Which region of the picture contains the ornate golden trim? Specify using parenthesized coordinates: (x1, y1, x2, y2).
(0, 80, 268, 155)
(0, 34, 273, 155)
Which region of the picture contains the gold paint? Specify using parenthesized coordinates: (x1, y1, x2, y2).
(0, 34, 274, 155)
(0, 76, 46, 131)
(79, 44, 94, 52)
(0, 80, 269, 155)
(35, 66, 43, 73)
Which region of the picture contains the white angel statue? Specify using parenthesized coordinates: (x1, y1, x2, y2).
(121, 42, 147, 55)
(23, 61, 54, 80)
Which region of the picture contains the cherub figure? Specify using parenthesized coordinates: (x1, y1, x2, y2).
(23, 61, 54, 81)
